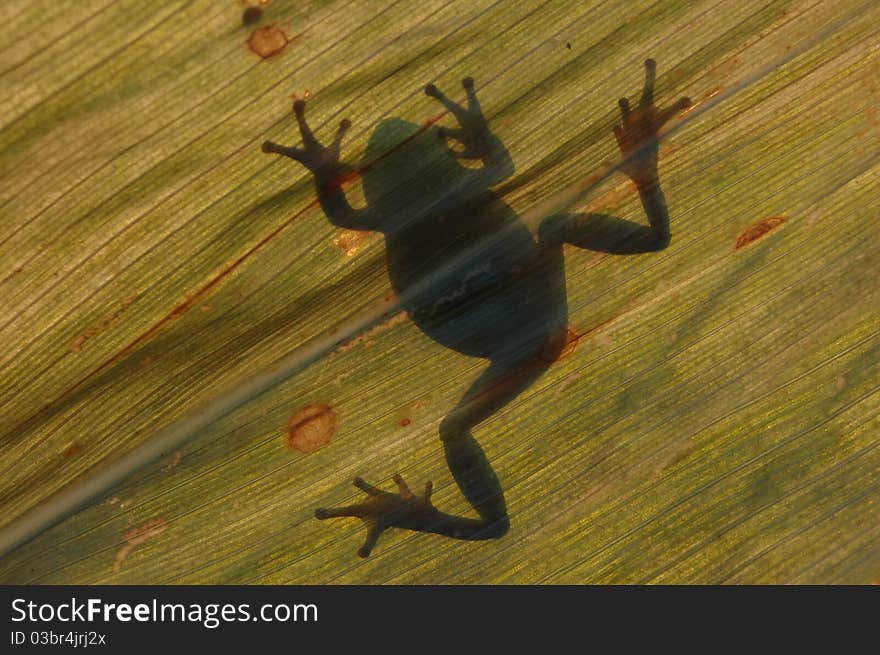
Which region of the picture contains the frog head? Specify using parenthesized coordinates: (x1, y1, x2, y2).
(361, 117, 472, 234)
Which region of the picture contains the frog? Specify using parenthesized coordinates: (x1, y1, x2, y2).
(262, 59, 690, 558)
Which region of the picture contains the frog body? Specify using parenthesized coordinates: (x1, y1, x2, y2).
(262, 60, 690, 557)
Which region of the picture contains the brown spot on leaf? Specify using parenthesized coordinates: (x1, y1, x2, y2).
(399, 417, 411, 427)
(168, 304, 188, 320)
(335, 169, 361, 188)
(660, 439, 697, 473)
(286, 403, 336, 453)
(163, 451, 182, 471)
(421, 111, 447, 129)
(69, 293, 141, 353)
(557, 328, 581, 360)
(541, 326, 580, 363)
(735, 216, 786, 249)
(660, 140, 683, 156)
(554, 371, 584, 396)
(332, 229, 371, 257)
(586, 178, 637, 211)
(62, 442, 82, 458)
(667, 67, 687, 83)
(113, 518, 167, 573)
(248, 24, 289, 59)
(577, 172, 604, 192)
(337, 311, 407, 352)
(676, 85, 724, 117)
(242, 6, 262, 25)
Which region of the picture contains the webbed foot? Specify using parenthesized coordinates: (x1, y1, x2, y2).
(425, 76, 494, 160)
(315, 474, 437, 557)
(613, 59, 691, 187)
(262, 100, 351, 176)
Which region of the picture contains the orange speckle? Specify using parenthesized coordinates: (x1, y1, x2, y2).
(247, 24, 289, 59)
(421, 111, 447, 128)
(286, 403, 336, 453)
(337, 311, 407, 352)
(541, 326, 581, 363)
(735, 216, 786, 249)
(587, 178, 636, 211)
(558, 328, 581, 360)
(62, 442, 82, 458)
(68, 293, 141, 353)
(113, 518, 167, 573)
(667, 67, 687, 83)
(337, 169, 362, 187)
(331, 230, 371, 257)
(168, 304, 189, 320)
(660, 140, 684, 156)
(163, 451, 182, 471)
(399, 417, 411, 427)
(577, 172, 604, 193)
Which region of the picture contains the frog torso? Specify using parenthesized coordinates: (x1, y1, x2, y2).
(361, 118, 563, 358)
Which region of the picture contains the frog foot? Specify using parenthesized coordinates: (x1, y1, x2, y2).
(262, 99, 351, 176)
(425, 76, 494, 160)
(315, 474, 437, 557)
(613, 59, 691, 188)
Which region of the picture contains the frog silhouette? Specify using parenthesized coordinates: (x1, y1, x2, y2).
(262, 60, 690, 557)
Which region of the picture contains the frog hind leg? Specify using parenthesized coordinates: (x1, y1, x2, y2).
(436, 333, 566, 539)
(314, 332, 565, 556)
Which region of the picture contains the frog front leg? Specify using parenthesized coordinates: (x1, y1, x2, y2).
(262, 100, 376, 230)
(425, 77, 514, 187)
(612, 58, 692, 247)
(539, 59, 691, 254)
